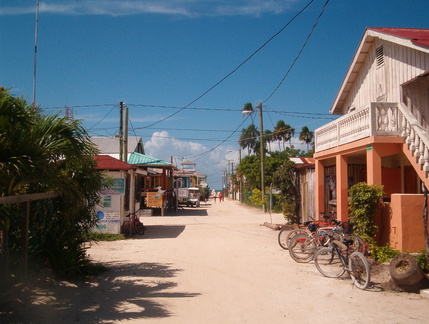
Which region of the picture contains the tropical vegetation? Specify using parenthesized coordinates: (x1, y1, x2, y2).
(234, 102, 315, 218)
(0, 88, 107, 282)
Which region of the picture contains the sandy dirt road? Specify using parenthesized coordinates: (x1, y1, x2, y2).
(1, 198, 428, 323)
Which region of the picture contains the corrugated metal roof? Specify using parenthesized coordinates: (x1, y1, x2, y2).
(181, 160, 196, 165)
(368, 27, 429, 48)
(128, 152, 172, 166)
(91, 136, 145, 155)
(289, 157, 315, 165)
(94, 155, 135, 170)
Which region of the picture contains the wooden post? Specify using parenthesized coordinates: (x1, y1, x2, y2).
(21, 201, 30, 281)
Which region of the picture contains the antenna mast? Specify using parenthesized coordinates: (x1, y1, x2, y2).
(33, 0, 40, 106)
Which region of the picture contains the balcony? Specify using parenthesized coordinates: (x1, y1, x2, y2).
(315, 102, 403, 153)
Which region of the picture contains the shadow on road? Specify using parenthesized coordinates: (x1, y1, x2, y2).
(143, 225, 186, 239)
(164, 207, 209, 217)
(0, 261, 200, 323)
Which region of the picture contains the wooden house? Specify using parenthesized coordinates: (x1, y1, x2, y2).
(314, 28, 429, 251)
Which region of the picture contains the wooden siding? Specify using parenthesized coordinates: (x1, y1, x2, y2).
(300, 168, 315, 222)
(340, 38, 429, 114)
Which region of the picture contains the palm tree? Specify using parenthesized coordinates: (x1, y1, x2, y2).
(274, 121, 295, 150)
(299, 126, 314, 152)
(238, 124, 259, 155)
(0, 88, 105, 278)
(274, 120, 287, 151)
(284, 124, 295, 148)
(264, 129, 273, 152)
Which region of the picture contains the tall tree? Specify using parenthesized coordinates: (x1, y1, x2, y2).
(299, 126, 314, 152)
(274, 120, 287, 151)
(238, 124, 259, 155)
(264, 129, 273, 152)
(284, 124, 295, 148)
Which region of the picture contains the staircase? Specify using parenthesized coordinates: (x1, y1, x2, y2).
(399, 102, 429, 189)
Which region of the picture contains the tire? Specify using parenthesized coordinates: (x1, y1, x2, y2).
(349, 252, 371, 290)
(314, 247, 345, 278)
(343, 234, 365, 254)
(135, 221, 145, 235)
(277, 228, 303, 250)
(277, 227, 289, 250)
(284, 229, 306, 250)
(122, 220, 132, 238)
(288, 233, 317, 263)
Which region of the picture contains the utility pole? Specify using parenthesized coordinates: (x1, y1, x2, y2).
(258, 103, 266, 213)
(124, 105, 128, 163)
(119, 101, 124, 162)
(239, 148, 243, 203)
(32, 0, 40, 107)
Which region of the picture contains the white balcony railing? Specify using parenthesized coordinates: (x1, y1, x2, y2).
(315, 102, 402, 152)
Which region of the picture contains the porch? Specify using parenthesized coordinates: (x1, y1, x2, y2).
(314, 102, 429, 251)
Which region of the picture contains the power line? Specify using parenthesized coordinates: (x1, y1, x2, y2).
(183, 115, 251, 161)
(263, 0, 331, 103)
(137, 0, 317, 129)
(87, 104, 118, 131)
(45, 102, 333, 117)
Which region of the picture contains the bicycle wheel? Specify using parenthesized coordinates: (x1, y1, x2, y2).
(288, 233, 317, 263)
(343, 234, 365, 254)
(135, 220, 145, 235)
(314, 247, 346, 278)
(285, 229, 306, 250)
(122, 220, 132, 238)
(349, 252, 371, 290)
(277, 228, 304, 250)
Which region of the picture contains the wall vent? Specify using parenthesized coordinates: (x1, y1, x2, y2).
(376, 45, 384, 67)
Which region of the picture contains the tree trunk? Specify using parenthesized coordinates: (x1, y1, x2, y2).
(423, 185, 429, 271)
(389, 253, 427, 289)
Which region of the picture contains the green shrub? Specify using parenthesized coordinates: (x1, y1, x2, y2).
(248, 188, 266, 207)
(85, 232, 125, 242)
(348, 182, 384, 243)
(370, 244, 400, 263)
(415, 250, 428, 272)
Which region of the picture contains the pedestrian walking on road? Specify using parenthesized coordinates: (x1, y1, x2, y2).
(218, 192, 223, 202)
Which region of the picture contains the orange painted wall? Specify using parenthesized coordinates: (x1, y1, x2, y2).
(381, 168, 401, 197)
(390, 194, 428, 252)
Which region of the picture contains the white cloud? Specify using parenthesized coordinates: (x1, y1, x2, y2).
(144, 131, 232, 189)
(144, 131, 207, 162)
(1, 0, 297, 17)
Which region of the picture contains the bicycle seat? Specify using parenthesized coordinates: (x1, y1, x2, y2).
(341, 238, 354, 246)
(308, 223, 319, 232)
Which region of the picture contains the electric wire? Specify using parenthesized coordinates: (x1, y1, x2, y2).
(138, 0, 317, 129)
(183, 115, 251, 160)
(87, 104, 117, 131)
(263, 0, 330, 103)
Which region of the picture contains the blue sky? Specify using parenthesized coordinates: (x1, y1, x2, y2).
(1, 0, 428, 190)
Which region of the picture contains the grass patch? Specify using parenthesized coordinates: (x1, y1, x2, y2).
(85, 232, 125, 242)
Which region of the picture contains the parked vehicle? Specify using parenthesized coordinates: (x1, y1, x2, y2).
(186, 187, 201, 207)
(176, 187, 201, 207)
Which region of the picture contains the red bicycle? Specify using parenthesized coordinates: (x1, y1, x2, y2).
(122, 212, 145, 238)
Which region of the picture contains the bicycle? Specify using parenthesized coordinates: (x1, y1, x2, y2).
(288, 230, 334, 263)
(122, 212, 145, 238)
(314, 236, 371, 290)
(287, 220, 364, 263)
(278, 216, 333, 250)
